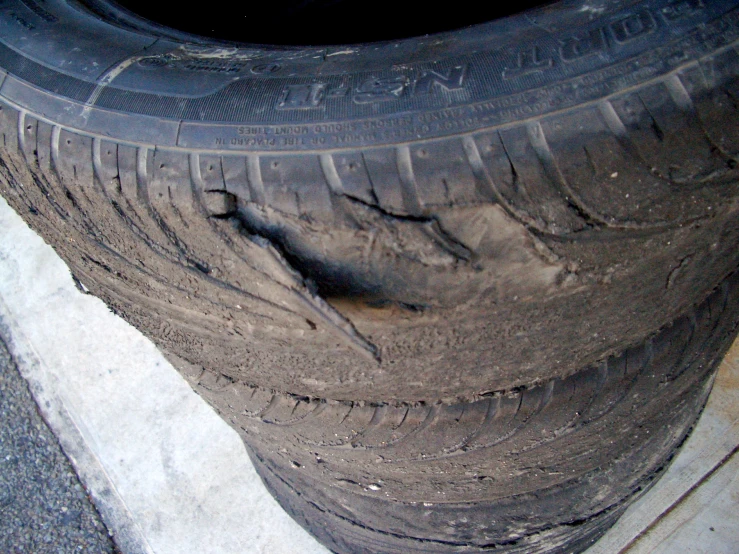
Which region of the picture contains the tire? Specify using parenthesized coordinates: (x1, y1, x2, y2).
(0, 0, 738, 552)
(246, 271, 739, 553)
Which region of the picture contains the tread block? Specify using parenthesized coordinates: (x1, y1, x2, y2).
(19, 113, 37, 163)
(34, 121, 54, 176)
(46, 128, 105, 237)
(230, 384, 276, 418)
(116, 144, 139, 203)
(384, 404, 435, 441)
(149, 149, 194, 212)
(56, 129, 94, 190)
(543, 101, 739, 226)
(361, 148, 406, 214)
(540, 107, 678, 225)
(330, 152, 376, 204)
(221, 156, 251, 202)
(198, 155, 226, 191)
(113, 146, 201, 259)
(475, 128, 586, 234)
(370, 404, 473, 458)
(419, 400, 490, 455)
(643, 79, 730, 180)
(349, 405, 410, 449)
(95, 140, 119, 186)
(296, 403, 376, 447)
(22, 119, 74, 221)
(579, 360, 630, 424)
(609, 85, 731, 183)
(0, 102, 18, 155)
(409, 139, 484, 207)
(261, 394, 303, 424)
(259, 155, 333, 219)
(266, 397, 321, 425)
(684, 49, 739, 156)
(464, 393, 523, 450)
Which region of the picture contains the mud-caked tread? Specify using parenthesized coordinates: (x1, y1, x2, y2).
(2, 39, 739, 400)
(242, 269, 739, 553)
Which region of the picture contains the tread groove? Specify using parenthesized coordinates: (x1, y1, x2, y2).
(462, 134, 546, 232)
(527, 121, 606, 228)
(319, 153, 344, 194)
(665, 73, 695, 112)
(598, 100, 628, 138)
(49, 125, 61, 177)
(16, 110, 27, 161)
(91, 137, 105, 186)
(246, 154, 266, 205)
(461, 135, 497, 203)
(395, 145, 423, 216)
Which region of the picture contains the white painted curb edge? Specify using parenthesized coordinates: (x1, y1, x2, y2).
(0, 302, 154, 554)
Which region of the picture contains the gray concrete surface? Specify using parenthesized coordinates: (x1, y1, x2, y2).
(0, 192, 737, 554)
(629, 448, 739, 554)
(0, 337, 115, 554)
(588, 337, 739, 554)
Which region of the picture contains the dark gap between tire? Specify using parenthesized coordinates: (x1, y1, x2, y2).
(114, 0, 554, 45)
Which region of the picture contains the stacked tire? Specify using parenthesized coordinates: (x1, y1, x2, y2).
(1, 0, 739, 551)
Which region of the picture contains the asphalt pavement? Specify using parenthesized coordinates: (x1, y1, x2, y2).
(0, 337, 115, 554)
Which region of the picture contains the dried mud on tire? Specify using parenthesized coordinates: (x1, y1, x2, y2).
(244, 272, 739, 553)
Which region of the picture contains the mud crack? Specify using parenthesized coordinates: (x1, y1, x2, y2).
(226, 211, 381, 363)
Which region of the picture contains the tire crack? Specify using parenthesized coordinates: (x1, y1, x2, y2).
(229, 209, 381, 363)
(340, 192, 474, 262)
